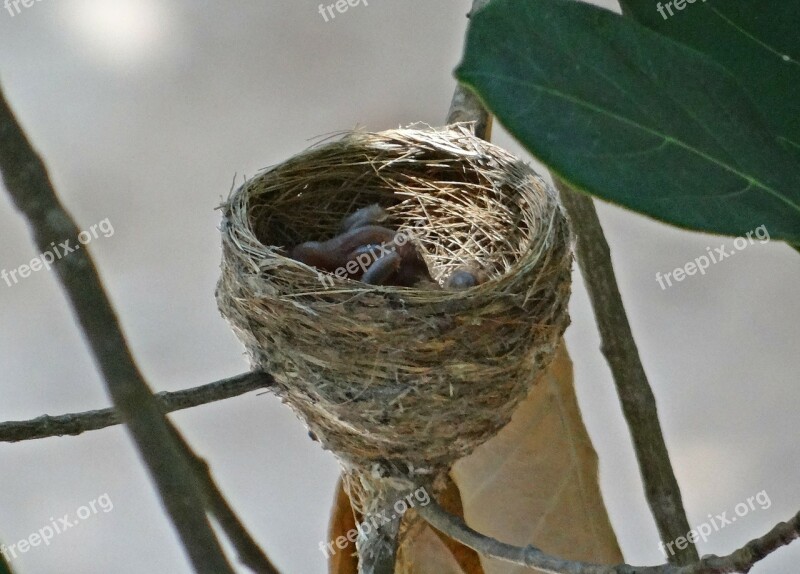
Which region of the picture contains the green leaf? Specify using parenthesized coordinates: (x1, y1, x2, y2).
(0, 550, 13, 574)
(456, 0, 800, 243)
(618, 0, 800, 164)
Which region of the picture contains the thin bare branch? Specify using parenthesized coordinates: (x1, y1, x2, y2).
(0, 371, 283, 574)
(418, 497, 800, 574)
(556, 181, 698, 565)
(0, 371, 274, 443)
(169, 426, 281, 574)
(0, 84, 236, 574)
(446, 0, 493, 140)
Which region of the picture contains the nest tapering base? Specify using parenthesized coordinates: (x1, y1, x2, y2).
(217, 124, 573, 484)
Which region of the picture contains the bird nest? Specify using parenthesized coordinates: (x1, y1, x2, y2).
(216, 124, 572, 484)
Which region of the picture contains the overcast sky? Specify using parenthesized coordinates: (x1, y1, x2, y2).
(0, 1, 797, 573)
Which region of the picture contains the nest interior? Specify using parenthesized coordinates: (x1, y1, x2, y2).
(216, 125, 573, 481)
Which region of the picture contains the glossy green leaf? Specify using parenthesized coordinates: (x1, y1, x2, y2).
(456, 0, 800, 243)
(618, 0, 800, 164)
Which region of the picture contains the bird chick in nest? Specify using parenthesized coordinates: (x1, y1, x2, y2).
(289, 204, 486, 289)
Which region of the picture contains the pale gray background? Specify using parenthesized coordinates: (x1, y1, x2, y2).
(0, 1, 797, 573)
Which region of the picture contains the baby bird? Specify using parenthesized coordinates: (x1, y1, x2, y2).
(290, 204, 487, 289)
(289, 205, 434, 287)
(446, 266, 489, 290)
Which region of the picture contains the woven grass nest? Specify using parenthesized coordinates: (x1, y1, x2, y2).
(217, 124, 573, 483)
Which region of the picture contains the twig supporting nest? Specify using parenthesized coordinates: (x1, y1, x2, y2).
(216, 124, 572, 511)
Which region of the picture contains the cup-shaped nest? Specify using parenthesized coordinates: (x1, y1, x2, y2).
(216, 125, 572, 477)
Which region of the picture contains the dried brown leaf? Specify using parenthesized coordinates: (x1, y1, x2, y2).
(452, 342, 623, 573)
(328, 342, 620, 573)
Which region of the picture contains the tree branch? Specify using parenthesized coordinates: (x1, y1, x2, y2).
(0, 84, 236, 574)
(418, 497, 800, 574)
(0, 370, 280, 574)
(446, 0, 493, 140)
(448, 0, 695, 564)
(0, 371, 274, 443)
(168, 425, 281, 574)
(556, 182, 698, 564)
